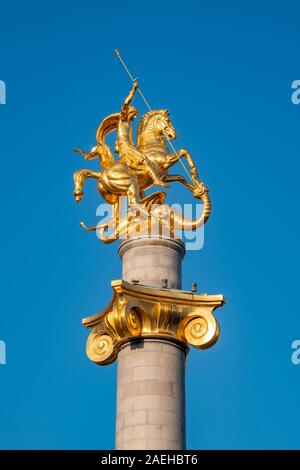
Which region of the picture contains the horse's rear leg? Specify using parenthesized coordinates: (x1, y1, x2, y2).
(73, 169, 100, 203)
(127, 174, 139, 206)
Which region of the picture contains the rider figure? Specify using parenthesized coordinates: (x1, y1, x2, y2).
(116, 81, 169, 188)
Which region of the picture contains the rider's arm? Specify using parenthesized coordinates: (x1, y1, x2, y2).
(121, 82, 138, 118)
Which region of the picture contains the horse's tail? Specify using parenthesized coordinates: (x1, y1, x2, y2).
(95, 140, 115, 169)
(74, 141, 115, 169)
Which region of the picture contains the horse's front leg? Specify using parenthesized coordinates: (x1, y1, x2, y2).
(165, 149, 199, 183)
(177, 148, 199, 183)
(73, 169, 101, 203)
(163, 152, 180, 168)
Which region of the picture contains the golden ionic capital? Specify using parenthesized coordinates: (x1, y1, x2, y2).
(82, 280, 225, 365)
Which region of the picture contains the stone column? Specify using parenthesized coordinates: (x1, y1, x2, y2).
(119, 236, 185, 289)
(116, 237, 186, 450)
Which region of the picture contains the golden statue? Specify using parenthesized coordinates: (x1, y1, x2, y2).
(75, 52, 225, 367)
(73, 81, 211, 242)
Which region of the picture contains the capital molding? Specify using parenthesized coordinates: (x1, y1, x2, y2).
(82, 280, 225, 365)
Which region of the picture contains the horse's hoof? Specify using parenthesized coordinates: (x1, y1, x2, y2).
(74, 191, 83, 203)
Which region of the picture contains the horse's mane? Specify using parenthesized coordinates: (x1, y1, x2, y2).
(136, 109, 166, 145)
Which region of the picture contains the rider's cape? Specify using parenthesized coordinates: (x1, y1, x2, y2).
(95, 113, 120, 168)
(74, 113, 120, 169)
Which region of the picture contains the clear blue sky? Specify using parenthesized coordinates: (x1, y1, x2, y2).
(0, 0, 299, 450)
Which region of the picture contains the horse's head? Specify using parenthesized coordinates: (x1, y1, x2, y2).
(137, 110, 177, 146)
(155, 110, 177, 141)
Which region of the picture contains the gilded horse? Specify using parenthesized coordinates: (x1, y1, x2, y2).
(73, 109, 211, 239)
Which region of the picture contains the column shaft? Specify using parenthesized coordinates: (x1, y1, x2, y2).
(116, 339, 186, 450)
(118, 237, 185, 289)
(116, 237, 186, 450)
